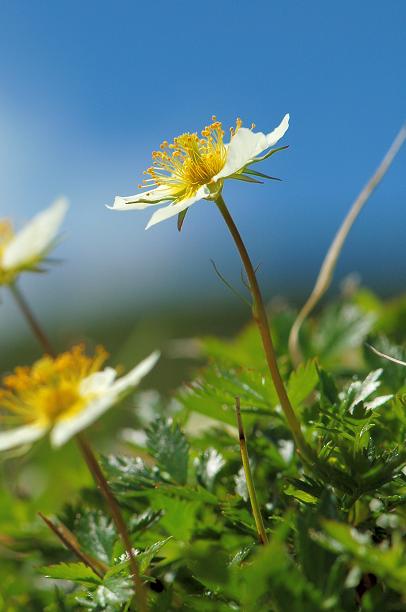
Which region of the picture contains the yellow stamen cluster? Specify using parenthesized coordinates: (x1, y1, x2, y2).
(139, 117, 244, 201)
(0, 345, 108, 426)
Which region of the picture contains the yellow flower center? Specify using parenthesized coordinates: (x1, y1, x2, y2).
(140, 117, 244, 201)
(0, 345, 108, 427)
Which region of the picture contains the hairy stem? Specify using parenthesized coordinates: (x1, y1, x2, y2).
(235, 398, 268, 544)
(288, 123, 406, 367)
(215, 194, 308, 456)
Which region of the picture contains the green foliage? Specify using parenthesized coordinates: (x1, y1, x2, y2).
(146, 419, 189, 485)
(3, 289, 406, 610)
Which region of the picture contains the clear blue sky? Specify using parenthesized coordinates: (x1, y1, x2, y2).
(0, 0, 405, 335)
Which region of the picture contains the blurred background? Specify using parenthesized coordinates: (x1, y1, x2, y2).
(0, 0, 405, 365)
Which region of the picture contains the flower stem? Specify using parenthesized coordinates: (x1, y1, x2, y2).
(9, 283, 56, 357)
(9, 283, 148, 611)
(77, 435, 148, 612)
(215, 194, 308, 456)
(235, 398, 268, 545)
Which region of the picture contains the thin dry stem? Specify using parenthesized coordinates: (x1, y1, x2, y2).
(38, 512, 108, 578)
(367, 343, 406, 367)
(288, 123, 406, 367)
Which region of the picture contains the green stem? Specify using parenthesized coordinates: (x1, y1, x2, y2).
(10, 283, 148, 611)
(215, 194, 308, 457)
(235, 398, 268, 545)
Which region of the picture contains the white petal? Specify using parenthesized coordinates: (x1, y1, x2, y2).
(145, 187, 209, 229)
(110, 350, 160, 395)
(0, 423, 47, 451)
(107, 186, 173, 211)
(2, 197, 69, 271)
(214, 114, 290, 180)
(265, 113, 290, 147)
(80, 367, 117, 396)
(50, 395, 116, 447)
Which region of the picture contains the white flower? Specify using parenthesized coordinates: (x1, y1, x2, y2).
(108, 114, 289, 229)
(0, 345, 159, 450)
(0, 197, 68, 285)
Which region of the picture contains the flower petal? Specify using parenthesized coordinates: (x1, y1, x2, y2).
(50, 395, 116, 447)
(0, 423, 47, 451)
(145, 187, 209, 229)
(107, 186, 173, 211)
(2, 197, 69, 271)
(214, 114, 289, 180)
(110, 350, 160, 394)
(80, 367, 117, 396)
(265, 113, 290, 148)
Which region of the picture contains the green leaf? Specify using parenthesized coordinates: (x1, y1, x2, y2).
(40, 562, 101, 586)
(147, 419, 189, 484)
(287, 359, 318, 410)
(346, 369, 383, 412)
(75, 511, 117, 565)
(187, 542, 230, 589)
(107, 537, 172, 578)
(313, 302, 376, 366)
(80, 574, 133, 610)
(316, 521, 406, 597)
(101, 454, 162, 494)
(138, 537, 173, 573)
(284, 485, 318, 505)
(178, 362, 279, 426)
(194, 448, 225, 491)
(150, 494, 198, 542)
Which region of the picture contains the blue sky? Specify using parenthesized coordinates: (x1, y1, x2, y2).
(0, 0, 405, 337)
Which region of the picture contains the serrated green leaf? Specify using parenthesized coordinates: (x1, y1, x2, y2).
(313, 303, 376, 366)
(147, 419, 189, 484)
(178, 361, 279, 426)
(41, 562, 101, 586)
(150, 494, 198, 542)
(75, 511, 117, 565)
(85, 574, 133, 610)
(107, 537, 172, 579)
(194, 448, 225, 490)
(316, 520, 406, 596)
